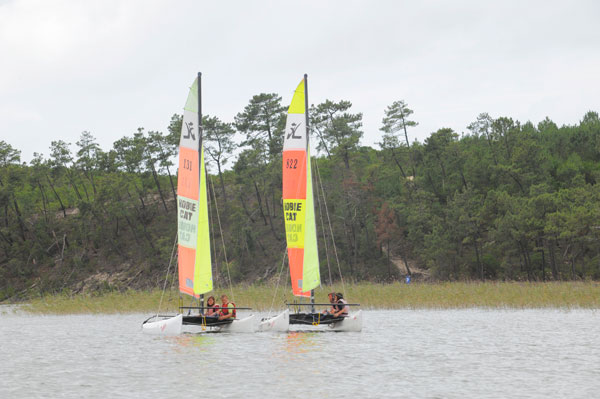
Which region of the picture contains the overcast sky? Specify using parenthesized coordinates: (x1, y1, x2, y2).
(1, 0, 599, 162)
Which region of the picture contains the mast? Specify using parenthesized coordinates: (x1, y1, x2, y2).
(198, 71, 204, 312)
(304, 74, 316, 315)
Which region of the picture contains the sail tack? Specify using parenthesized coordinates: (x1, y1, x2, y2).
(283, 77, 320, 297)
(177, 77, 212, 298)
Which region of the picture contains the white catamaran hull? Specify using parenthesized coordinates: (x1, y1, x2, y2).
(258, 309, 289, 332)
(142, 314, 183, 335)
(181, 314, 257, 334)
(329, 310, 363, 332)
(219, 314, 257, 333)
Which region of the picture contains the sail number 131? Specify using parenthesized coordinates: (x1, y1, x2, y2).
(183, 159, 193, 171)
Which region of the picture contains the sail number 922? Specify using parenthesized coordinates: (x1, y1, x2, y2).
(285, 159, 298, 169)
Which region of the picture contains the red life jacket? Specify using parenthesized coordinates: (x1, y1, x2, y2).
(220, 302, 236, 318)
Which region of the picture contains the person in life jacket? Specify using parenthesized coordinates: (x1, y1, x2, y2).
(204, 296, 220, 318)
(218, 294, 236, 321)
(332, 293, 349, 318)
(321, 292, 337, 315)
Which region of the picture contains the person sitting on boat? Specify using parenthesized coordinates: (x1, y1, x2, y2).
(218, 294, 236, 321)
(332, 292, 349, 318)
(204, 296, 219, 318)
(321, 292, 337, 315)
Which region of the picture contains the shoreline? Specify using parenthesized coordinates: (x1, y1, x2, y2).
(6, 281, 600, 315)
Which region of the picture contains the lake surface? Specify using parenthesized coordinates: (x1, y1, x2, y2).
(1, 308, 598, 398)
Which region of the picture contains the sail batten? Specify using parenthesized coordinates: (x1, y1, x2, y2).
(177, 77, 212, 298)
(283, 77, 320, 297)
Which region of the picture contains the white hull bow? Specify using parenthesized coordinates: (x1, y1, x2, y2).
(142, 314, 183, 336)
(259, 309, 290, 332)
(329, 310, 363, 332)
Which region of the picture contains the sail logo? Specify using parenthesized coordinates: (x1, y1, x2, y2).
(287, 122, 302, 140)
(178, 196, 199, 248)
(184, 121, 196, 140)
(283, 199, 306, 247)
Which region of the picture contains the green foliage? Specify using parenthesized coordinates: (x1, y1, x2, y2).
(235, 93, 285, 158)
(2, 94, 600, 302)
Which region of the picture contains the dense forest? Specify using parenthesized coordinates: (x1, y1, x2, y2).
(1, 93, 600, 300)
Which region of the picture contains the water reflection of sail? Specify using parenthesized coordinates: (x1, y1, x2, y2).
(285, 332, 319, 354)
(173, 334, 216, 351)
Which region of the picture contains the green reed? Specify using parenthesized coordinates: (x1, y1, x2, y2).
(20, 282, 600, 314)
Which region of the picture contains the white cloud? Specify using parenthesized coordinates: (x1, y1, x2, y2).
(0, 0, 599, 161)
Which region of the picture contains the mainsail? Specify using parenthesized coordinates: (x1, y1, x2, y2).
(177, 75, 212, 298)
(282, 76, 320, 297)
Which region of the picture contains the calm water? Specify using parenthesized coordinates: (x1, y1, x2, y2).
(1, 308, 598, 398)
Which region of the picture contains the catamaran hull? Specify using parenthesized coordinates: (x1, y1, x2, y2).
(219, 314, 256, 333)
(142, 314, 183, 335)
(259, 309, 289, 332)
(181, 314, 257, 333)
(329, 310, 363, 332)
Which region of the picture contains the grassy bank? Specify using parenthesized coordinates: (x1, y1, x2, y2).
(18, 282, 600, 315)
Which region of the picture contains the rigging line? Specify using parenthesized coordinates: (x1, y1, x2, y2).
(282, 247, 290, 304)
(156, 232, 178, 319)
(167, 250, 178, 310)
(314, 156, 346, 298)
(207, 175, 220, 289)
(209, 171, 235, 303)
(267, 248, 288, 318)
(313, 156, 333, 287)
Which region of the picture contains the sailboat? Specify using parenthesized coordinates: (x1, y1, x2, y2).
(260, 75, 362, 332)
(143, 73, 255, 335)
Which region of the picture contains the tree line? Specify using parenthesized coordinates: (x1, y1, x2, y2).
(1, 93, 599, 299)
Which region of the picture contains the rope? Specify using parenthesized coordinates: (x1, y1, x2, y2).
(313, 157, 333, 286)
(165, 240, 179, 311)
(209, 174, 235, 303)
(314, 158, 346, 298)
(312, 311, 321, 326)
(156, 233, 178, 319)
(267, 249, 288, 318)
(207, 176, 220, 288)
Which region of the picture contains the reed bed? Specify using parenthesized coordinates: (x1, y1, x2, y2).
(20, 282, 600, 315)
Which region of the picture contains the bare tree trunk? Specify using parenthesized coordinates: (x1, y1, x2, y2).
(253, 181, 268, 226)
(66, 170, 82, 201)
(36, 180, 49, 222)
(150, 163, 168, 213)
(46, 174, 67, 218)
(402, 252, 411, 276)
(387, 239, 391, 279)
(474, 237, 483, 280)
(217, 161, 227, 203)
(12, 195, 26, 241)
(262, 184, 279, 240)
(239, 191, 255, 223)
(389, 148, 407, 178)
(548, 239, 559, 280)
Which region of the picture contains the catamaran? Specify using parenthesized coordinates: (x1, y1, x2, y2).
(143, 73, 255, 335)
(260, 75, 362, 332)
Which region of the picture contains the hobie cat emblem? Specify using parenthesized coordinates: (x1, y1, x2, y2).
(287, 122, 302, 139)
(184, 122, 196, 140)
